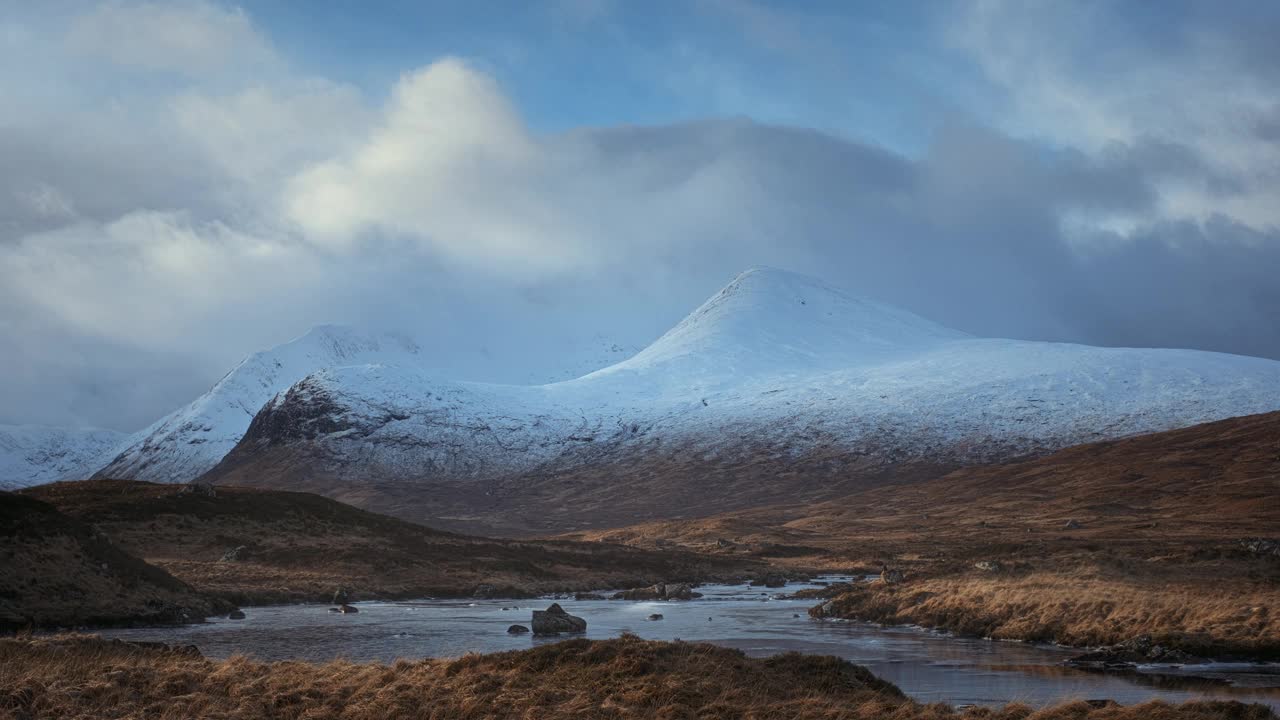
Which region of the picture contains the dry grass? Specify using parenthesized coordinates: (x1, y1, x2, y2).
(815, 571, 1278, 658)
(1, 635, 1274, 720)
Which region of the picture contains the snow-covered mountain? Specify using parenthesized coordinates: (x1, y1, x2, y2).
(205, 268, 1280, 534)
(85, 325, 639, 486)
(93, 325, 426, 482)
(0, 425, 128, 490)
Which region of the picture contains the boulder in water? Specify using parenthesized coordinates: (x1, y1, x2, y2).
(531, 603, 586, 636)
(507, 624, 530, 634)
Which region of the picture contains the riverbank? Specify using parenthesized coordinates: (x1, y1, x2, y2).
(2, 634, 1274, 720)
(809, 569, 1278, 663)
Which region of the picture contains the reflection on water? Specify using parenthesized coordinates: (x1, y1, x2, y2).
(95, 577, 1280, 710)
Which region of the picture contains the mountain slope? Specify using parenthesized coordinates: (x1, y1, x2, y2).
(568, 409, 1280, 550)
(0, 492, 230, 629)
(206, 267, 1280, 535)
(92, 325, 425, 484)
(0, 425, 128, 490)
(564, 411, 1280, 660)
(25, 479, 757, 603)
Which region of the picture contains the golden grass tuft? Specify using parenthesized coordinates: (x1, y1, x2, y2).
(816, 572, 1278, 658)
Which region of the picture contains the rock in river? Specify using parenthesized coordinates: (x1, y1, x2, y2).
(531, 603, 586, 636)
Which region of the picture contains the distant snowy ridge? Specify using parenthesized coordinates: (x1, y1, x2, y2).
(0, 425, 128, 490)
(205, 267, 1280, 532)
(91, 325, 425, 483)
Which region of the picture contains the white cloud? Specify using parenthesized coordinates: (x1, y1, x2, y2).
(283, 59, 587, 271)
(66, 0, 276, 76)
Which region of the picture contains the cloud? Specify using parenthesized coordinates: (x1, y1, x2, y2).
(66, 0, 275, 76)
(3, 2, 1280, 433)
(950, 0, 1280, 233)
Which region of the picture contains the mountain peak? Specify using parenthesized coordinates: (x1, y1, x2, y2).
(591, 268, 967, 381)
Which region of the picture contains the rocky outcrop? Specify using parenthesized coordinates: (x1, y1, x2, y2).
(228, 609, 246, 620)
(220, 546, 248, 562)
(611, 582, 702, 601)
(531, 603, 586, 636)
(507, 624, 530, 634)
(1067, 635, 1199, 668)
(1240, 538, 1280, 557)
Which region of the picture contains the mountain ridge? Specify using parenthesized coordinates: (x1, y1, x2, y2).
(202, 268, 1280, 535)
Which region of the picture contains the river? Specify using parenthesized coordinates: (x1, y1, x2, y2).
(96, 577, 1280, 710)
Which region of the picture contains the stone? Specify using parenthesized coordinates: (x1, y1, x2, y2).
(879, 567, 905, 584)
(1240, 538, 1280, 557)
(531, 602, 586, 636)
(751, 574, 787, 588)
(220, 546, 248, 562)
(974, 560, 1002, 572)
(648, 613, 664, 621)
(228, 609, 246, 620)
(611, 582, 702, 601)
(1063, 519, 1083, 530)
(179, 482, 217, 498)
(507, 624, 530, 634)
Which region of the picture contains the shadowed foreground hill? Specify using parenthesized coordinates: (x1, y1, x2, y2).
(1, 635, 1273, 720)
(567, 412, 1280, 658)
(0, 493, 230, 630)
(23, 480, 758, 604)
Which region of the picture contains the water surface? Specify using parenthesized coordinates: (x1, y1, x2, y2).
(97, 577, 1280, 710)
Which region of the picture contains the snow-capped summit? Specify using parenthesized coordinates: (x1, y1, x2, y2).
(93, 325, 425, 482)
(587, 267, 968, 384)
(0, 425, 127, 490)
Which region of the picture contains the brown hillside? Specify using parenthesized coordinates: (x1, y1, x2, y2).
(564, 412, 1280, 657)
(24, 480, 760, 604)
(0, 493, 230, 630)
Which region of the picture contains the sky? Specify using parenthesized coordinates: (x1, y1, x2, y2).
(2, 0, 1279, 432)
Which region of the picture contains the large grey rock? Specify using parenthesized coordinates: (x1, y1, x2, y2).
(531, 602, 586, 636)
